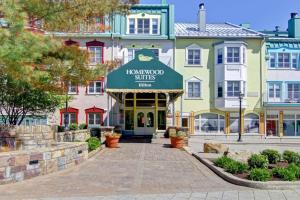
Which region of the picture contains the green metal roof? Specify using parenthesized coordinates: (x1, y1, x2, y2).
(106, 49, 183, 93)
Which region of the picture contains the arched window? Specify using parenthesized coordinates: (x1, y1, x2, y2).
(244, 113, 259, 133)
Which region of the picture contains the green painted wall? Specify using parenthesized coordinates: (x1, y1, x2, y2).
(174, 38, 265, 115)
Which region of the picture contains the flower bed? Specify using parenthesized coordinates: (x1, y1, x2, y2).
(214, 149, 300, 182)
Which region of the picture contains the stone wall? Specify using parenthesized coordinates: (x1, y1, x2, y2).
(0, 142, 88, 184)
(0, 125, 56, 150)
(56, 130, 90, 142)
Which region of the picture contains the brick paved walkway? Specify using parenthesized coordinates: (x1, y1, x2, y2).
(0, 138, 299, 200)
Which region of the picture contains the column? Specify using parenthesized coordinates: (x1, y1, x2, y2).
(180, 95, 183, 127)
(175, 111, 180, 127)
(279, 111, 284, 137)
(155, 93, 158, 132)
(225, 112, 230, 135)
(107, 95, 110, 126)
(241, 110, 245, 134)
(133, 93, 136, 130)
(259, 112, 265, 135)
(189, 112, 195, 134)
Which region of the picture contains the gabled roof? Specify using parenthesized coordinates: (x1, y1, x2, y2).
(175, 22, 265, 38)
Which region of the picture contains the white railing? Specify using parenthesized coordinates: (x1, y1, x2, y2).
(264, 92, 300, 104)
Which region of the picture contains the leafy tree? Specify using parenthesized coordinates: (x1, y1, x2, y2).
(0, 0, 137, 125)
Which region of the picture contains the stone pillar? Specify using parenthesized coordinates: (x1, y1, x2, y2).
(259, 112, 265, 135)
(225, 112, 230, 135)
(279, 111, 284, 137)
(189, 112, 195, 134)
(175, 111, 180, 127)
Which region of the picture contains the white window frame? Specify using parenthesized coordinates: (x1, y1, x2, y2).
(88, 81, 103, 95)
(185, 44, 202, 66)
(227, 47, 240, 63)
(226, 81, 241, 97)
(217, 48, 223, 64)
(185, 77, 202, 99)
(88, 113, 101, 125)
(68, 83, 77, 95)
(268, 51, 300, 69)
(88, 46, 103, 64)
(62, 113, 77, 126)
(126, 14, 160, 35)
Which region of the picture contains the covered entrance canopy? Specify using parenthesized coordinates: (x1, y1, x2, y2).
(106, 49, 183, 135)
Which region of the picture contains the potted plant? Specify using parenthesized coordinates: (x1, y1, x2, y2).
(169, 130, 186, 149)
(105, 133, 121, 148)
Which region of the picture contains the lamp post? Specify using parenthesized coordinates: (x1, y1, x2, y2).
(237, 92, 244, 142)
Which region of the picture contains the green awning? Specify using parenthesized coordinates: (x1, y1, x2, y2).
(106, 49, 183, 93)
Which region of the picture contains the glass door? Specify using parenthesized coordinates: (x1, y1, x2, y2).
(135, 109, 155, 135)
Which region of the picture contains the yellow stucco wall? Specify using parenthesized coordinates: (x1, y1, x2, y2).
(174, 38, 266, 116)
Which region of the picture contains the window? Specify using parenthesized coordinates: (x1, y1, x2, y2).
(268, 83, 281, 99)
(244, 114, 259, 133)
(217, 82, 223, 98)
(68, 83, 77, 94)
(60, 107, 78, 126)
(227, 47, 240, 63)
(187, 81, 201, 98)
(227, 81, 240, 97)
(278, 53, 290, 68)
(195, 113, 225, 134)
(88, 81, 103, 94)
(88, 113, 101, 125)
(129, 18, 135, 34)
(187, 49, 201, 65)
(217, 49, 223, 64)
(292, 53, 299, 69)
(88, 46, 103, 64)
(137, 19, 150, 34)
(152, 19, 158, 34)
(269, 53, 276, 68)
(287, 83, 300, 101)
(62, 113, 77, 126)
(128, 17, 160, 35)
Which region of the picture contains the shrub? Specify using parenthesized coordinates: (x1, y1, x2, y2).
(87, 137, 100, 151)
(272, 167, 296, 181)
(248, 154, 269, 169)
(224, 161, 248, 174)
(69, 123, 78, 131)
(283, 150, 300, 164)
(214, 156, 233, 168)
(287, 163, 300, 178)
(249, 168, 271, 182)
(79, 123, 87, 130)
(261, 149, 281, 164)
(57, 125, 65, 132)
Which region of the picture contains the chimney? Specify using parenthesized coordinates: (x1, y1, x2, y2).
(288, 12, 300, 38)
(198, 3, 206, 32)
(161, 0, 167, 4)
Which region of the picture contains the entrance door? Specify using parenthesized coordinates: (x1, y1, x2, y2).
(135, 109, 155, 135)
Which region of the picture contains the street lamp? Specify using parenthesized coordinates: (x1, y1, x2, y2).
(237, 92, 244, 142)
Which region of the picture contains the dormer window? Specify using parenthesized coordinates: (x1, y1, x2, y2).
(127, 14, 160, 35)
(137, 19, 150, 34)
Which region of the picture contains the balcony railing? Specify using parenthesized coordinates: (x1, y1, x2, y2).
(264, 92, 300, 104)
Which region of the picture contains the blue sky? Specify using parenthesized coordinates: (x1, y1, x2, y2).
(140, 0, 300, 31)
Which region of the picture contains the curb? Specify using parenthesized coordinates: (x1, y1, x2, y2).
(192, 153, 300, 190)
(88, 145, 105, 159)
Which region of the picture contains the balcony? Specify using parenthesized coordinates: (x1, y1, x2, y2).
(215, 97, 247, 111)
(264, 92, 300, 107)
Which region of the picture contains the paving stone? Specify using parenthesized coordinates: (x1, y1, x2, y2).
(238, 190, 254, 200)
(222, 190, 238, 200)
(268, 190, 287, 200)
(282, 190, 300, 200)
(253, 190, 271, 200)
